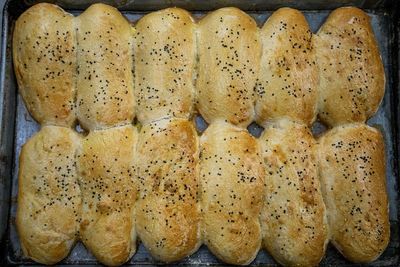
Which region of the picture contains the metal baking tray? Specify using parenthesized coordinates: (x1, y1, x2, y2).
(0, 0, 399, 266)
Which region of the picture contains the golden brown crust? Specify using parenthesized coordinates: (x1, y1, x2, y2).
(135, 118, 200, 262)
(77, 125, 138, 266)
(259, 119, 328, 266)
(13, 3, 76, 127)
(76, 3, 134, 130)
(315, 7, 385, 127)
(197, 8, 261, 127)
(134, 8, 196, 124)
(200, 121, 264, 265)
(16, 126, 81, 265)
(256, 8, 318, 127)
(317, 123, 390, 263)
(14, 4, 390, 266)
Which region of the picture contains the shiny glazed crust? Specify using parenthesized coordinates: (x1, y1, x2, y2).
(77, 125, 138, 266)
(316, 7, 385, 127)
(135, 118, 201, 262)
(16, 126, 81, 264)
(13, 4, 389, 266)
(134, 8, 196, 124)
(196, 8, 261, 127)
(200, 121, 264, 265)
(13, 3, 76, 127)
(259, 119, 328, 266)
(76, 3, 135, 130)
(255, 8, 318, 127)
(317, 123, 390, 263)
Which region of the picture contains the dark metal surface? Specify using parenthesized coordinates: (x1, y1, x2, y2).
(2, 0, 396, 11)
(0, 0, 399, 266)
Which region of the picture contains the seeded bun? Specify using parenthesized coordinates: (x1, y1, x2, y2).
(16, 126, 81, 265)
(77, 125, 138, 266)
(200, 121, 264, 265)
(76, 3, 135, 130)
(134, 8, 196, 124)
(255, 8, 318, 127)
(14, 4, 389, 266)
(135, 118, 201, 262)
(13, 3, 76, 127)
(315, 7, 385, 127)
(317, 123, 389, 263)
(259, 119, 328, 266)
(196, 8, 261, 127)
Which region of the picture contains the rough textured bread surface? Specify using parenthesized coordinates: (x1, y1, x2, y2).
(256, 8, 318, 127)
(77, 125, 138, 266)
(16, 126, 81, 265)
(13, 3, 76, 127)
(259, 119, 328, 266)
(134, 8, 196, 124)
(76, 3, 134, 130)
(200, 121, 264, 265)
(135, 118, 200, 262)
(317, 123, 389, 263)
(197, 7, 261, 127)
(315, 7, 385, 127)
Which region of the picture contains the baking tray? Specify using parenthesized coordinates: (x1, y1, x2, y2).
(0, 0, 399, 266)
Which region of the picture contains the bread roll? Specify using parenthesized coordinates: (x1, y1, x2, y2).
(76, 3, 134, 130)
(135, 118, 200, 262)
(13, 3, 76, 127)
(255, 8, 318, 127)
(16, 126, 81, 264)
(317, 123, 389, 263)
(134, 8, 196, 124)
(197, 8, 261, 127)
(77, 125, 138, 266)
(259, 119, 328, 266)
(315, 7, 385, 127)
(200, 121, 264, 264)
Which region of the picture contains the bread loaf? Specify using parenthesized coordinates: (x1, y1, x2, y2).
(76, 3, 134, 130)
(16, 126, 81, 264)
(259, 119, 328, 266)
(77, 125, 138, 266)
(315, 7, 385, 127)
(317, 123, 389, 262)
(135, 118, 200, 262)
(13, 3, 76, 127)
(13, 4, 390, 266)
(197, 8, 261, 127)
(200, 121, 264, 264)
(134, 8, 196, 124)
(255, 8, 318, 126)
